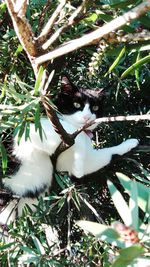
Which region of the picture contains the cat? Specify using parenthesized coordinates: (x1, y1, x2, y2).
(0, 76, 139, 225)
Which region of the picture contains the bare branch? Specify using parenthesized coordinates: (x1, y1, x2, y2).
(5, 0, 39, 75)
(37, 0, 67, 43)
(35, 0, 150, 64)
(5, 0, 37, 56)
(72, 114, 150, 140)
(41, 0, 88, 50)
(105, 30, 150, 44)
(94, 114, 150, 124)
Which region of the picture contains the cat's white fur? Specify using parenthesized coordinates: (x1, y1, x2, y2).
(0, 104, 139, 224)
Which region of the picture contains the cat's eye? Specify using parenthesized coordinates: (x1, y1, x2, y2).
(73, 102, 81, 109)
(92, 105, 99, 111)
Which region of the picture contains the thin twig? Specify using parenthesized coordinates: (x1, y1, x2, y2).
(35, 0, 150, 64)
(79, 193, 105, 224)
(94, 114, 150, 124)
(71, 114, 150, 141)
(37, 0, 67, 43)
(38, 0, 52, 33)
(42, 0, 88, 50)
(67, 191, 72, 254)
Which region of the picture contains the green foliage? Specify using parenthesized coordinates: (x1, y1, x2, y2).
(0, 0, 150, 266)
(78, 171, 150, 266)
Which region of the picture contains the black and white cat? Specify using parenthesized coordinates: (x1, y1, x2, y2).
(0, 76, 139, 224)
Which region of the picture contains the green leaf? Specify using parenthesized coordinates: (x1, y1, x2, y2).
(31, 235, 45, 255)
(34, 104, 41, 131)
(129, 180, 139, 231)
(0, 143, 8, 174)
(105, 0, 137, 9)
(14, 44, 23, 57)
(0, 242, 16, 251)
(0, 99, 39, 116)
(0, 75, 7, 99)
(20, 245, 36, 255)
(0, 3, 6, 14)
(135, 52, 140, 90)
(25, 121, 30, 141)
(121, 54, 150, 78)
(72, 190, 80, 211)
(77, 220, 119, 238)
(17, 121, 26, 144)
(107, 180, 132, 226)
(83, 13, 98, 23)
(112, 258, 130, 267)
(55, 174, 66, 190)
(116, 172, 149, 212)
(34, 66, 44, 96)
(112, 245, 145, 267)
(76, 220, 125, 247)
(105, 46, 126, 76)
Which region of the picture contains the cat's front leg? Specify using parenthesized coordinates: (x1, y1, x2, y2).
(111, 139, 139, 156)
(82, 138, 139, 176)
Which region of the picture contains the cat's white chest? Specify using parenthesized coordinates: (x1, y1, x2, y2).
(56, 131, 92, 178)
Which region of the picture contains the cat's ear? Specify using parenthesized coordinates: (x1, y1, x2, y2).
(96, 88, 108, 99)
(97, 88, 105, 96)
(89, 88, 105, 98)
(61, 76, 77, 93)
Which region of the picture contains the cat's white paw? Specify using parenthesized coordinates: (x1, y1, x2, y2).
(118, 138, 139, 156)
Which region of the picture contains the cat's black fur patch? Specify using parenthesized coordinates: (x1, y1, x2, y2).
(21, 184, 48, 198)
(0, 132, 21, 178)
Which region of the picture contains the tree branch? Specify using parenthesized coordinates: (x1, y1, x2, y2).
(41, 95, 75, 147)
(70, 114, 150, 141)
(37, 0, 67, 44)
(105, 30, 150, 44)
(35, 0, 150, 64)
(5, 0, 39, 75)
(94, 114, 150, 124)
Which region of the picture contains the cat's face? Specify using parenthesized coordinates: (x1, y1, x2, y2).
(55, 76, 104, 128)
